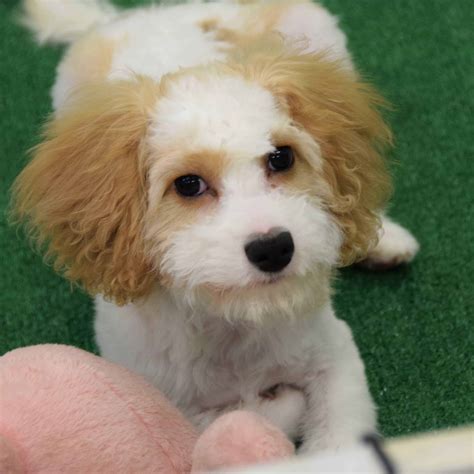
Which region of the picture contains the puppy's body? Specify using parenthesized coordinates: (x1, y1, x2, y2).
(50, 1, 351, 110)
(96, 290, 373, 449)
(16, 0, 419, 453)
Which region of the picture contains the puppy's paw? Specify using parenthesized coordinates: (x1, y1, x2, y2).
(255, 384, 306, 439)
(260, 383, 285, 401)
(359, 217, 419, 270)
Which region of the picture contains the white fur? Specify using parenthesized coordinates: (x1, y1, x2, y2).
(159, 180, 340, 290)
(103, 4, 239, 81)
(95, 294, 375, 450)
(22, 0, 117, 44)
(154, 166, 342, 323)
(275, 2, 352, 69)
(149, 75, 281, 160)
(24, 0, 419, 454)
(362, 216, 420, 269)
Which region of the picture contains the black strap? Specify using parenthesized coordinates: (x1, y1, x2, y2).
(362, 433, 397, 474)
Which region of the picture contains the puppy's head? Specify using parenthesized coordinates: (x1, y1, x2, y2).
(12, 40, 391, 320)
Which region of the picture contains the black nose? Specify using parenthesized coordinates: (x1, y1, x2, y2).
(245, 230, 294, 273)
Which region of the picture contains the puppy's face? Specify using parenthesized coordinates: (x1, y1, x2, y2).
(145, 73, 341, 320)
(13, 45, 391, 320)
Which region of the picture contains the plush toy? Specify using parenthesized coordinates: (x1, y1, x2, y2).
(0, 345, 293, 473)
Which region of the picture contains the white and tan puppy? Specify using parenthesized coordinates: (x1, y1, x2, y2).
(14, 0, 419, 453)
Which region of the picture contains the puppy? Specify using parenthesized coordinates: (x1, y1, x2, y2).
(13, 0, 419, 453)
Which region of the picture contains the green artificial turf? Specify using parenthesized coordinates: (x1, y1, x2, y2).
(1, 0, 473, 438)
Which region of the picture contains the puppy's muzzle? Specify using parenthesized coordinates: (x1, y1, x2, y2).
(245, 228, 294, 273)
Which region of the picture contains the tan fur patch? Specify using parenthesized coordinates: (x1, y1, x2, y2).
(198, 17, 219, 34)
(12, 77, 161, 304)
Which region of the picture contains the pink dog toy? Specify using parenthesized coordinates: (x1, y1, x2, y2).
(0, 345, 293, 473)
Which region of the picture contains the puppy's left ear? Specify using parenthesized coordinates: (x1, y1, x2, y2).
(239, 47, 392, 264)
(12, 77, 159, 304)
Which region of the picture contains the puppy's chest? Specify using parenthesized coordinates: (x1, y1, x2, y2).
(159, 323, 313, 410)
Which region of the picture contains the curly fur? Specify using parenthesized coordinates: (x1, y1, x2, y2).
(12, 77, 159, 304)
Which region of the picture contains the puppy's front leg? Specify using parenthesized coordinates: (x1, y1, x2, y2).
(250, 384, 307, 439)
(299, 319, 376, 454)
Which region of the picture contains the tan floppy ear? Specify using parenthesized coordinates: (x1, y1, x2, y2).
(12, 77, 159, 304)
(232, 43, 392, 264)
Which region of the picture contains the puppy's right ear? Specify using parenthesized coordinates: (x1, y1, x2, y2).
(11, 77, 160, 305)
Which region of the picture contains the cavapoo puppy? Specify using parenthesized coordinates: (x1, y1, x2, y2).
(13, 0, 419, 453)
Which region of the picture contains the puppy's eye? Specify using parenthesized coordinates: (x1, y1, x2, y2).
(174, 175, 208, 197)
(267, 146, 294, 172)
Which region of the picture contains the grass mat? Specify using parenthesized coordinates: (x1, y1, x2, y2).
(1, 0, 472, 437)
